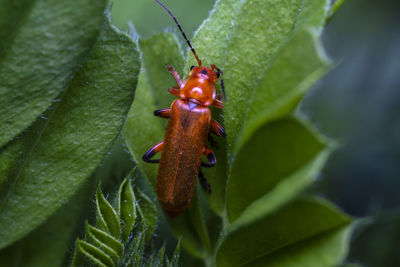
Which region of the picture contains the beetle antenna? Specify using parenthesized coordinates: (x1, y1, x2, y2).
(155, 0, 202, 66)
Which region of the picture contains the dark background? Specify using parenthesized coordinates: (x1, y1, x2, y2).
(111, 0, 400, 266)
(301, 1, 400, 265)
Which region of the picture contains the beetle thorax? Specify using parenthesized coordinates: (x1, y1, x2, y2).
(180, 77, 215, 106)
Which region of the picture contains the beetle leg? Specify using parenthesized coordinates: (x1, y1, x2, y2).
(154, 108, 171, 119)
(142, 141, 164, 163)
(212, 99, 224, 109)
(201, 145, 216, 168)
(166, 64, 183, 87)
(210, 119, 226, 137)
(198, 169, 211, 194)
(168, 86, 180, 97)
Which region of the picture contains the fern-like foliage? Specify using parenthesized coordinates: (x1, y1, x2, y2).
(71, 169, 180, 267)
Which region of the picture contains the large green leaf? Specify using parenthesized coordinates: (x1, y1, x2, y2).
(167, 210, 205, 259)
(234, 29, 331, 154)
(139, 32, 184, 109)
(123, 70, 163, 186)
(227, 117, 331, 224)
(0, 175, 96, 267)
(166, 190, 212, 259)
(216, 198, 353, 267)
(0, 0, 107, 148)
(180, 0, 331, 216)
(223, 0, 332, 224)
(221, 0, 329, 154)
(188, 187, 211, 252)
(183, 0, 243, 70)
(0, 18, 140, 249)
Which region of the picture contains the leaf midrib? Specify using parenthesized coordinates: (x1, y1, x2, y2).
(0, 96, 61, 212)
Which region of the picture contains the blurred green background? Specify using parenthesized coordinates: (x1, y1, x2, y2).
(111, 0, 400, 266)
(112, 0, 213, 38)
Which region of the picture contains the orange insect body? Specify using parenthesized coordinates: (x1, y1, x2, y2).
(143, 0, 225, 217)
(157, 99, 211, 217)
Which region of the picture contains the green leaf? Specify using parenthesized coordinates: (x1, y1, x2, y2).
(0, 18, 140, 249)
(123, 70, 163, 186)
(136, 187, 158, 239)
(87, 229, 120, 264)
(184, 0, 328, 148)
(183, 0, 244, 70)
(230, 145, 332, 230)
(213, 0, 333, 224)
(220, 0, 330, 154)
(76, 239, 114, 267)
(296, 0, 331, 31)
(120, 231, 144, 267)
(169, 238, 181, 267)
(234, 29, 331, 155)
(0, 141, 23, 188)
(167, 210, 204, 259)
(327, 0, 347, 23)
(117, 175, 137, 244)
(240, 225, 353, 267)
(148, 243, 166, 267)
(127, 231, 146, 267)
(87, 225, 123, 258)
(216, 198, 353, 267)
(181, 0, 331, 217)
(167, 191, 211, 259)
(139, 32, 184, 109)
(350, 212, 400, 267)
(0, 176, 96, 267)
(0, 0, 107, 148)
(226, 117, 329, 223)
(73, 181, 166, 267)
(188, 188, 211, 251)
(96, 187, 121, 239)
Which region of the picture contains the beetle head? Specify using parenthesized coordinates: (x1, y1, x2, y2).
(189, 65, 219, 84)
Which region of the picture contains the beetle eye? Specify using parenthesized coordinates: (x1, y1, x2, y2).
(190, 65, 195, 70)
(201, 69, 207, 75)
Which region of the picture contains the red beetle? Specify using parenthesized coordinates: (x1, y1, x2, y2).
(143, 0, 226, 217)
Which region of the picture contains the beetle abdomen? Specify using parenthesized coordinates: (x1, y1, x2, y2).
(156, 99, 211, 217)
